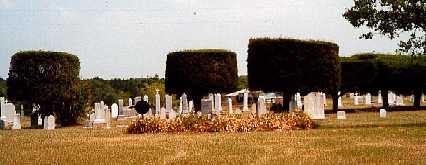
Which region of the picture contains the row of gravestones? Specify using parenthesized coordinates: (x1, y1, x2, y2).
(1, 97, 55, 130)
(336, 109, 387, 120)
(350, 91, 413, 106)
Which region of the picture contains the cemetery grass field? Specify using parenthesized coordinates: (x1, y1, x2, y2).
(1, 110, 426, 164)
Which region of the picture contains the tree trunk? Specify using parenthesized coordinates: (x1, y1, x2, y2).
(331, 93, 339, 113)
(282, 92, 292, 112)
(382, 89, 389, 109)
(413, 90, 422, 110)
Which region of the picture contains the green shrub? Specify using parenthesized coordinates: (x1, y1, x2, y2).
(165, 49, 238, 110)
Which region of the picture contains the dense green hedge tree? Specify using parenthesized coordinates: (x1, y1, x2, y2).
(247, 38, 341, 112)
(7, 51, 81, 126)
(165, 49, 238, 111)
(341, 53, 426, 109)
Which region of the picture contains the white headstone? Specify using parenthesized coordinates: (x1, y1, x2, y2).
(378, 91, 383, 104)
(396, 95, 404, 106)
(214, 93, 221, 113)
(296, 93, 303, 109)
(160, 107, 166, 119)
(365, 93, 372, 105)
(422, 94, 425, 102)
(12, 114, 21, 129)
(105, 108, 111, 128)
(380, 109, 386, 118)
(178, 97, 183, 114)
(243, 89, 249, 111)
(111, 103, 118, 118)
(165, 94, 173, 112)
(1, 102, 16, 122)
(143, 95, 149, 102)
(338, 91, 343, 107)
(128, 98, 133, 106)
(337, 111, 346, 120)
(257, 96, 266, 118)
(209, 94, 214, 112)
(38, 115, 42, 126)
(94, 103, 106, 124)
(304, 92, 325, 119)
(44, 115, 55, 130)
(354, 93, 359, 105)
(228, 98, 233, 114)
(168, 109, 176, 120)
(322, 93, 327, 106)
(155, 89, 161, 114)
(189, 101, 194, 113)
(181, 93, 188, 114)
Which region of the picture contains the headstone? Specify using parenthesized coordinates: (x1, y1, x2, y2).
(134, 96, 142, 104)
(354, 93, 359, 105)
(337, 111, 346, 120)
(178, 97, 183, 114)
(1, 102, 16, 123)
(380, 109, 386, 118)
(257, 96, 266, 117)
(38, 115, 42, 126)
(143, 95, 149, 103)
(105, 107, 111, 128)
(228, 98, 233, 114)
(422, 94, 425, 102)
(12, 114, 21, 130)
(155, 89, 161, 114)
(201, 99, 213, 114)
(168, 109, 176, 120)
(304, 92, 325, 119)
(44, 115, 55, 130)
(251, 103, 256, 114)
(128, 98, 133, 106)
(165, 94, 173, 112)
(118, 99, 124, 117)
(214, 93, 221, 113)
(243, 90, 249, 111)
(209, 94, 214, 112)
(160, 107, 166, 119)
(378, 91, 383, 104)
(365, 93, 372, 105)
(189, 101, 194, 113)
(94, 103, 106, 124)
(322, 93, 327, 106)
(388, 91, 396, 106)
(111, 103, 118, 119)
(182, 93, 189, 114)
(396, 95, 404, 106)
(289, 95, 298, 112)
(296, 93, 303, 109)
(338, 91, 343, 107)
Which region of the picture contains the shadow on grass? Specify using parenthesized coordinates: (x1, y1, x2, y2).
(325, 106, 426, 114)
(317, 122, 426, 129)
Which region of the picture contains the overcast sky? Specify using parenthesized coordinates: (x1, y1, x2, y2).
(0, 0, 401, 79)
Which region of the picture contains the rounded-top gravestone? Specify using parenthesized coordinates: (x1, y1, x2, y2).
(135, 101, 149, 115)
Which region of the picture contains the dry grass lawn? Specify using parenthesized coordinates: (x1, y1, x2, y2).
(1, 110, 426, 164)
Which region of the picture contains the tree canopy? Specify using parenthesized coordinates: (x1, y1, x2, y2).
(343, 0, 425, 56)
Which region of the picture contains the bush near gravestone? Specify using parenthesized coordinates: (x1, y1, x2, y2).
(7, 51, 82, 126)
(165, 49, 238, 111)
(247, 38, 340, 112)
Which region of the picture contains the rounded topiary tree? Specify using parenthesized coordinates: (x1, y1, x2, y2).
(165, 49, 238, 111)
(247, 38, 340, 112)
(7, 50, 81, 126)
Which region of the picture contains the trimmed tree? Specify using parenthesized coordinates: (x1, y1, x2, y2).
(7, 51, 81, 126)
(247, 38, 340, 112)
(165, 49, 238, 111)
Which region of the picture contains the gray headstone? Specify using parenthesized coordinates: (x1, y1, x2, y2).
(365, 93, 372, 105)
(257, 96, 266, 118)
(378, 91, 383, 104)
(165, 94, 172, 112)
(94, 103, 106, 124)
(243, 90, 249, 111)
(168, 109, 176, 120)
(118, 99, 124, 116)
(201, 99, 213, 114)
(228, 98, 233, 114)
(160, 107, 166, 120)
(155, 90, 161, 114)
